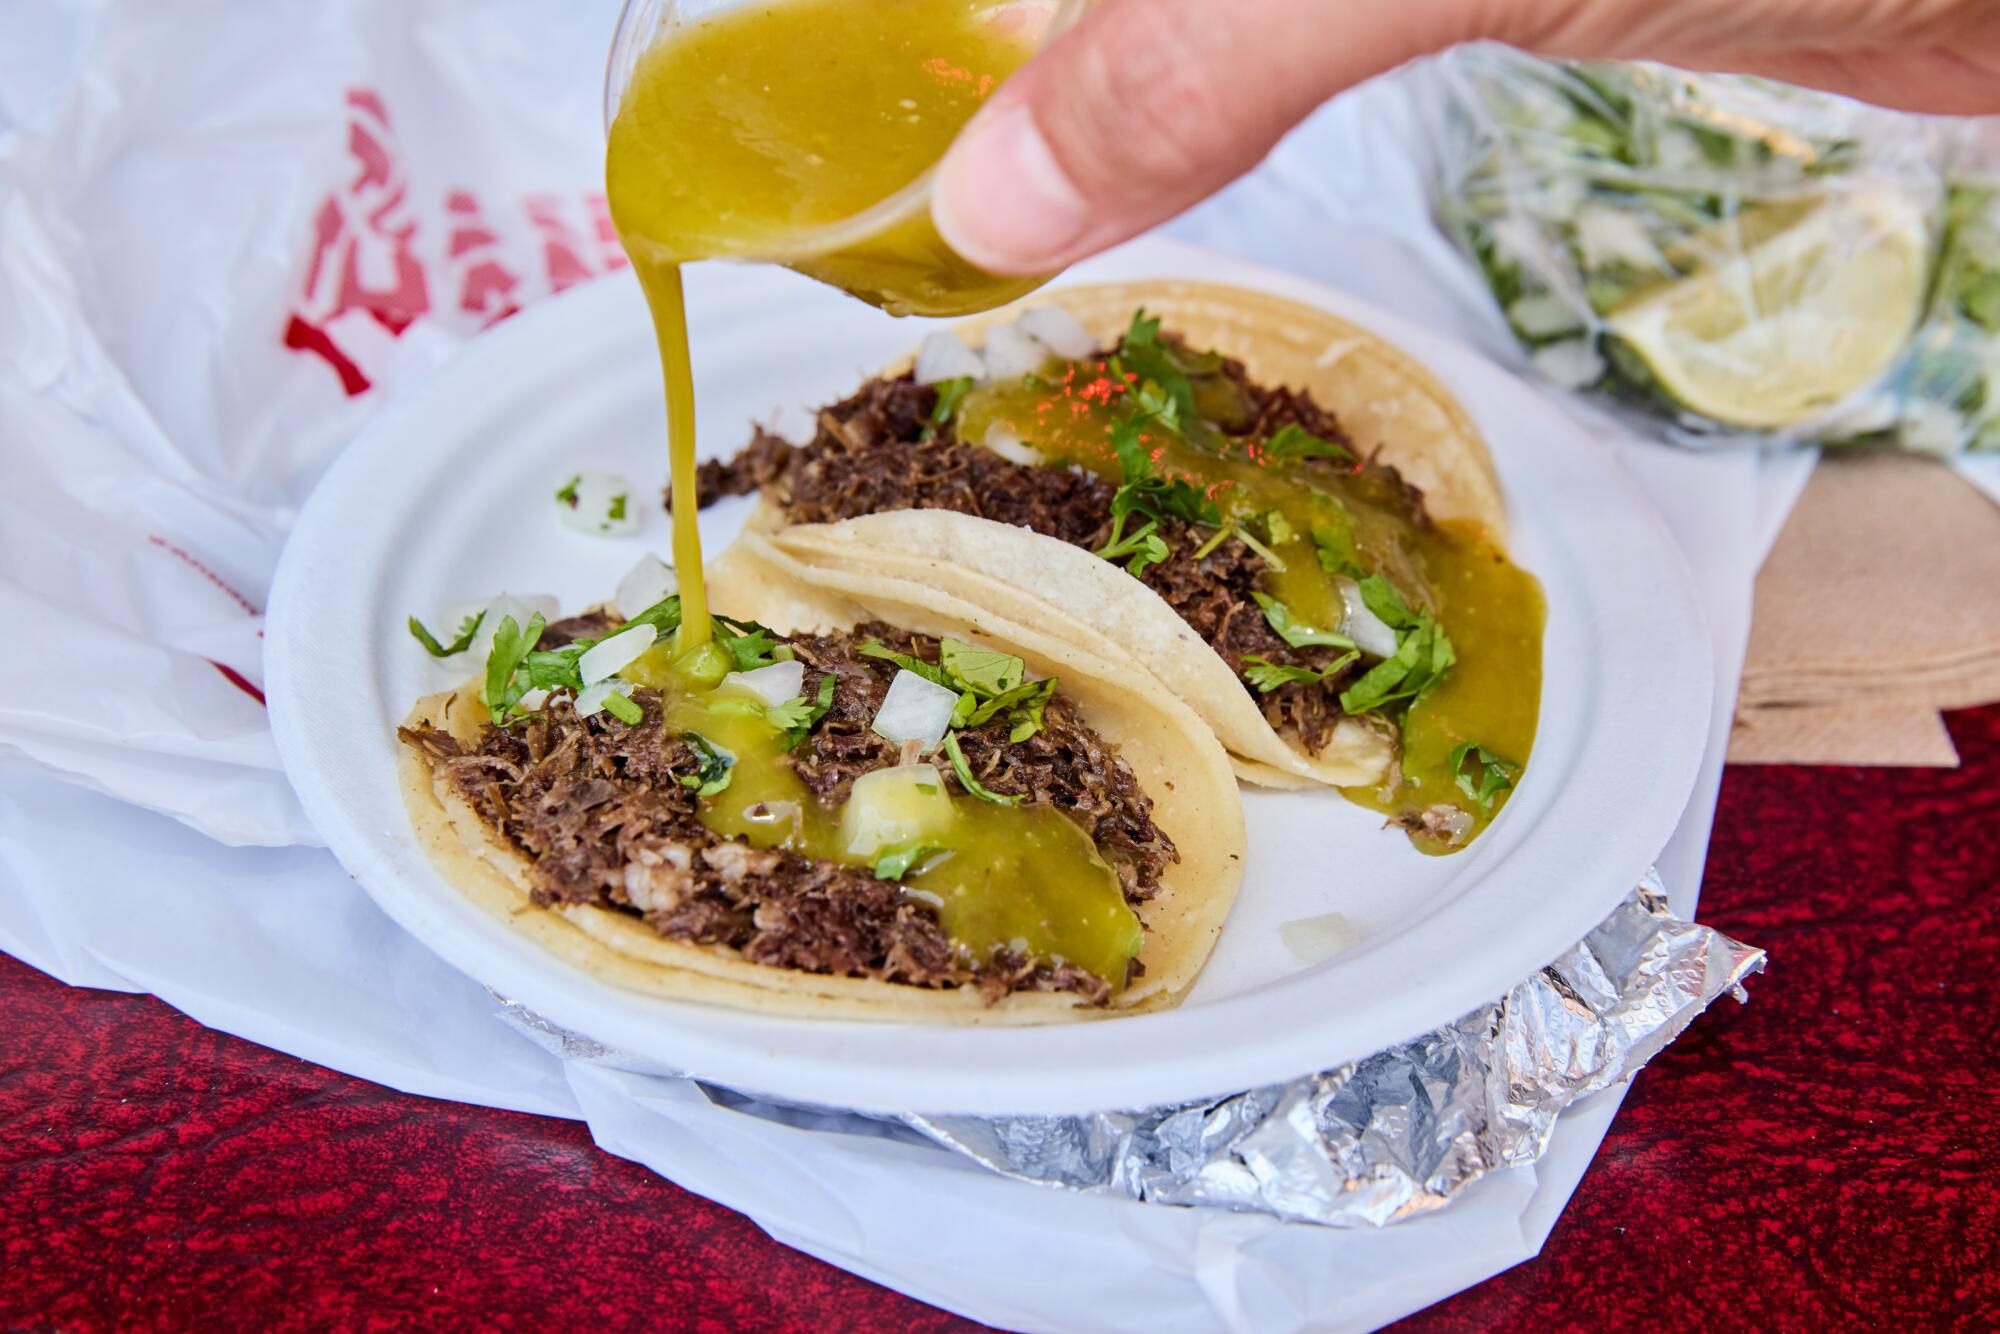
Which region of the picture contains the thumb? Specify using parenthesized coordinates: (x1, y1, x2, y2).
(934, 0, 1484, 275)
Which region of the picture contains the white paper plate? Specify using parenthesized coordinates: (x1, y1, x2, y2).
(267, 238, 1711, 1116)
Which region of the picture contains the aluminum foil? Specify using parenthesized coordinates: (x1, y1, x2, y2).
(497, 869, 1763, 1229)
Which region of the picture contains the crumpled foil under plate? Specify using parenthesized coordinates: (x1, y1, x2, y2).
(498, 869, 1763, 1228)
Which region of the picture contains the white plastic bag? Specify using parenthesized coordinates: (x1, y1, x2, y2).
(0, 0, 624, 845)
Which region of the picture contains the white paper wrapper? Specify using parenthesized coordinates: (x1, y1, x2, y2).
(0, 6, 1810, 1325)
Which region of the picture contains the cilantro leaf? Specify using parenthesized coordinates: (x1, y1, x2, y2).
(942, 732, 1023, 805)
(524, 644, 589, 692)
(1450, 741, 1520, 811)
(482, 613, 546, 726)
(408, 609, 485, 658)
(1339, 613, 1455, 715)
(1310, 515, 1361, 577)
(922, 376, 975, 441)
(555, 475, 580, 508)
(607, 493, 629, 522)
(1264, 423, 1354, 465)
(1252, 593, 1355, 650)
(1240, 651, 1359, 694)
(677, 731, 735, 797)
(871, 841, 944, 881)
(1353, 573, 1420, 630)
(859, 639, 955, 690)
(774, 674, 838, 751)
(620, 594, 684, 638)
(939, 638, 1025, 696)
(962, 676, 1057, 738)
(715, 622, 781, 671)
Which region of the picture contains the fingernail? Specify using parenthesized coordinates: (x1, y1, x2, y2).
(934, 100, 1091, 274)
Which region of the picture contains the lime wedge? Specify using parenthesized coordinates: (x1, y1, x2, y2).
(1605, 191, 1929, 429)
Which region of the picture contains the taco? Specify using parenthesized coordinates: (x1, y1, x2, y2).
(395, 534, 1244, 1022)
(691, 282, 1545, 853)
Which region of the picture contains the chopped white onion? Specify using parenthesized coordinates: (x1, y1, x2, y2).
(555, 469, 640, 536)
(1505, 292, 1586, 341)
(981, 424, 1045, 467)
(1278, 911, 1358, 964)
(1529, 339, 1607, 391)
(1574, 203, 1663, 272)
(518, 688, 550, 711)
(1334, 578, 1401, 660)
(468, 592, 562, 662)
(915, 330, 986, 385)
(614, 553, 677, 620)
(981, 323, 1049, 382)
(574, 678, 635, 718)
(579, 623, 657, 685)
(1016, 305, 1095, 359)
(723, 658, 805, 706)
(871, 669, 961, 749)
(840, 763, 957, 856)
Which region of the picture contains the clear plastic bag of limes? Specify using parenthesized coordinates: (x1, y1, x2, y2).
(1423, 48, 1999, 455)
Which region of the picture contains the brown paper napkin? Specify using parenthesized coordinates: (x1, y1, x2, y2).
(1730, 451, 2000, 766)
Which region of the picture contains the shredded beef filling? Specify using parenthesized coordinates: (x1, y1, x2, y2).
(400, 625, 1173, 1005)
(686, 354, 1426, 756)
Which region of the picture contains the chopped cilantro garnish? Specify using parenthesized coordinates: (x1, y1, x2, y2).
(939, 639, 1025, 696)
(601, 690, 643, 726)
(859, 640, 956, 690)
(1264, 423, 1354, 465)
(677, 731, 735, 797)
(922, 376, 974, 441)
(481, 613, 546, 726)
(1339, 612, 1455, 715)
(1240, 651, 1359, 694)
(871, 841, 943, 881)
(1094, 519, 1170, 577)
(1450, 741, 1520, 811)
(715, 621, 782, 671)
(1353, 572, 1420, 629)
(408, 609, 485, 658)
(941, 732, 1022, 805)
(620, 594, 684, 638)
(962, 676, 1058, 742)
(774, 674, 838, 751)
(524, 644, 589, 692)
(1252, 593, 1355, 650)
(861, 638, 1052, 741)
(607, 493, 628, 522)
(554, 475, 580, 508)
(1263, 510, 1297, 546)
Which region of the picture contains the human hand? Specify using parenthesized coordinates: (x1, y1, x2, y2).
(933, 0, 2000, 275)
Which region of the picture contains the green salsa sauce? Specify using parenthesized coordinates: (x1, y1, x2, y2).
(622, 645, 1144, 986)
(956, 344, 1547, 854)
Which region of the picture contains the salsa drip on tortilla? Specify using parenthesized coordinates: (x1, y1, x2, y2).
(399, 601, 1172, 1003)
(695, 311, 1547, 853)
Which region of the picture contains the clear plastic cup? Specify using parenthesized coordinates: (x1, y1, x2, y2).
(604, 0, 1082, 317)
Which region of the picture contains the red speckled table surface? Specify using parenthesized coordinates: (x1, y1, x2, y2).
(4, 704, 1996, 1332)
